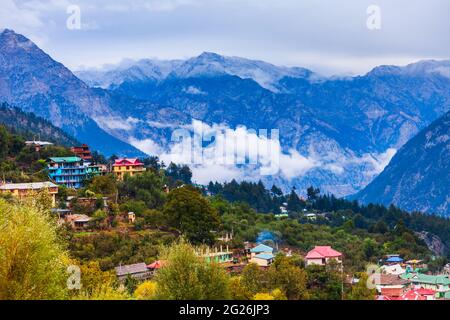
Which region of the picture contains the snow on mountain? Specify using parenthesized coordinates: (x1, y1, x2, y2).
(76, 52, 315, 92)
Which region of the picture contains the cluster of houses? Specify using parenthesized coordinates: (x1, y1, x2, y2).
(114, 243, 344, 282)
(114, 246, 450, 301)
(0, 143, 147, 206)
(373, 255, 450, 300)
(48, 144, 146, 188)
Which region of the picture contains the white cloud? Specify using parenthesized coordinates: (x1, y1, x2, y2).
(94, 116, 135, 131)
(100, 0, 199, 12)
(183, 86, 207, 95)
(127, 120, 398, 187)
(129, 138, 163, 155)
(0, 0, 44, 33)
(279, 149, 319, 179)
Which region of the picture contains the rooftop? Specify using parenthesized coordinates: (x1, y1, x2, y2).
(250, 244, 274, 253)
(402, 273, 450, 285)
(115, 262, 148, 277)
(48, 157, 82, 163)
(0, 181, 58, 190)
(386, 256, 404, 263)
(25, 140, 53, 146)
(375, 274, 409, 286)
(113, 158, 144, 166)
(147, 260, 166, 269)
(305, 246, 342, 259)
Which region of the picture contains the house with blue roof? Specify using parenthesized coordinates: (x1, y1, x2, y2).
(386, 256, 404, 264)
(250, 253, 274, 267)
(249, 244, 275, 267)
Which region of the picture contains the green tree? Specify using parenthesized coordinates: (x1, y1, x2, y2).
(119, 171, 166, 208)
(346, 273, 376, 300)
(134, 281, 158, 300)
(306, 186, 320, 201)
(229, 276, 252, 300)
(155, 239, 230, 300)
(241, 263, 268, 295)
(88, 175, 117, 196)
(163, 186, 220, 244)
(0, 125, 10, 159)
(267, 255, 309, 300)
(306, 265, 342, 300)
(0, 199, 68, 299)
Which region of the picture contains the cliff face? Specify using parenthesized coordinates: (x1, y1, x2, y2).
(415, 231, 447, 257)
(354, 111, 450, 216)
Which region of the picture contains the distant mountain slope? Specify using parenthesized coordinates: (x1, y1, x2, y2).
(0, 102, 79, 147)
(78, 54, 450, 197)
(0, 29, 144, 157)
(353, 111, 450, 216)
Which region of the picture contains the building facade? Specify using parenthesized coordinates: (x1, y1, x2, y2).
(112, 158, 146, 180)
(0, 181, 58, 207)
(115, 263, 152, 282)
(47, 157, 86, 189)
(249, 244, 275, 267)
(70, 144, 93, 163)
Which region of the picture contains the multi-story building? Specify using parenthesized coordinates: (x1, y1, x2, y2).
(70, 144, 93, 163)
(47, 157, 86, 189)
(198, 246, 234, 264)
(112, 158, 146, 180)
(0, 181, 58, 207)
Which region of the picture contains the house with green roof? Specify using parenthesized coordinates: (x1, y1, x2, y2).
(401, 273, 450, 298)
(47, 157, 87, 189)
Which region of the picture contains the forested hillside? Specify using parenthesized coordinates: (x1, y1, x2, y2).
(0, 102, 79, 147)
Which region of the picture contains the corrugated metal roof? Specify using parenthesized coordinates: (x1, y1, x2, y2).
(48, 157, 82, 163)
(250, 244, 274, 253)
(0, 181, 58, 190)
(115, 263, 148, 276)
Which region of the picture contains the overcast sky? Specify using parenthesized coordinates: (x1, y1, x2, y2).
(1, 0, 450, 75)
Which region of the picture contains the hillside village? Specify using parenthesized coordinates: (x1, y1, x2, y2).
(1, 128, 450, 301)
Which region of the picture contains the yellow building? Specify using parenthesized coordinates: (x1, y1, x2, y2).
(0, 182, 58, 207)
(112, 158, 146, 180)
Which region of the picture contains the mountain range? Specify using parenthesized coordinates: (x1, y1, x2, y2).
(1, 29, 449, 206)
(354, 111, 449, 216)
(76, 50, 450, 197)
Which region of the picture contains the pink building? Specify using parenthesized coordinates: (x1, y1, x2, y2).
(305, 246, 343, 267)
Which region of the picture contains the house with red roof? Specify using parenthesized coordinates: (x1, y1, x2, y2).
(374, 274, 410, 296)
(305, 246, 343, 267)
(377, 288, 436, 301)
(147, 260, 166, 276)
(112, 158, 146, 180)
